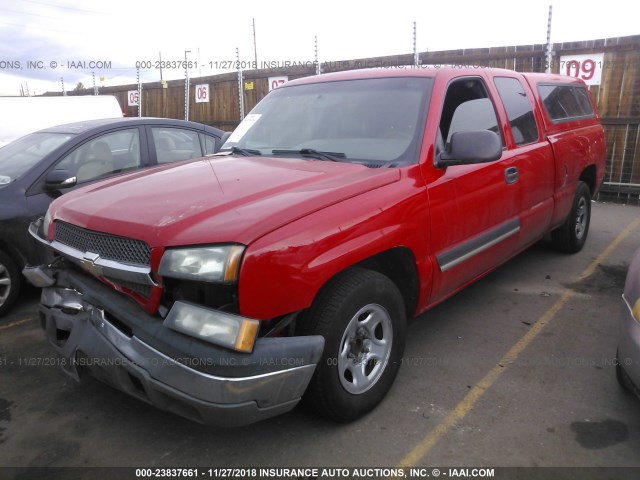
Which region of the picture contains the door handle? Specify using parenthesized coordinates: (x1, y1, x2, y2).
(505, 167, 519, 185)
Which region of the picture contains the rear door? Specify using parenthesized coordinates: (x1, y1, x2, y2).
(491, 74, 555, 247)
(147, 126, 223, 165)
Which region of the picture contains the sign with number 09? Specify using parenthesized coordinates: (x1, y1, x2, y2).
(195, 84, 210, 103)
(559, 53, 604, 86)
(127, 90, 139, 107)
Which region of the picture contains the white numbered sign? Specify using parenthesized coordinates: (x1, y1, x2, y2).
(559, 53, 604, 86)
(268, 76, 289, 91)
(195, 84, 210, 103)
(127, 90, 139, 107)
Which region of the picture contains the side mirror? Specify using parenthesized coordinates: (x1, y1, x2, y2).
(436, 130, 502, 168)
(44, 169, 77, 190)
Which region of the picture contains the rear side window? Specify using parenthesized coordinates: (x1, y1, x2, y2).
(537, 84, 595, 122)
(494, 77, 539, 145)
(200, 133, 218, 155)
(152, 127, 203, 164)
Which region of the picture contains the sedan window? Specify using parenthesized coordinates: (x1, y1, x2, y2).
(152, 127, 203, 164)
(55, 129, 141, 183)
(200, 133, 218, 155)
(0, 132, 75, 185)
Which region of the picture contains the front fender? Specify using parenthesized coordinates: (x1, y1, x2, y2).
(238, 180, 431, 320)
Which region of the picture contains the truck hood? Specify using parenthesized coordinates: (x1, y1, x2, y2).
(52, 156, 400, 247)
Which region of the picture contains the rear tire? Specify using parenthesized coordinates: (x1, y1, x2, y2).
(0, 250, 20, 317)
(301, 268, 406, 422)
(551, 181, 591, 253)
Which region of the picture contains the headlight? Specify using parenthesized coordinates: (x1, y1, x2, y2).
(623, 294, 640, 324)
(159, 245, 244, 282)
(43, 209, 52, 239)
(163, 301, 259, 353)
(633, 298, 640, 323)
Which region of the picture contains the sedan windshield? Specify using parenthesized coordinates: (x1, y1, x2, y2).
(222, 77, 433, 166)
(0, 132, 75, 185)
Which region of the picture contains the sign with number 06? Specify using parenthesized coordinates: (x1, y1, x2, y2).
(127, 90, 139, 107)
(559, 53, 604, 86)
(195, 84, 210, 103)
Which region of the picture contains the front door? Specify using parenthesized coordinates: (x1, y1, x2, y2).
(427, 76, 521, 303)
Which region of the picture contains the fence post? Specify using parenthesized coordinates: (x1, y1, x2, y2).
(237, 48, 244, 120)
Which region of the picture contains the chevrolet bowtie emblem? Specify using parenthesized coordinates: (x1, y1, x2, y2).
(80, 252, 103, 276)
(82, 252, 100, 264)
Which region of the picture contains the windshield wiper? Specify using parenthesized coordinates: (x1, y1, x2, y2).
(271, 148, 346, 162)
(229, 146, 262, 156)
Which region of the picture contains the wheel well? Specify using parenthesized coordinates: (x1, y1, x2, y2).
(579, 165, 596, 197)
(354, 247, 419, 318)
(0, 238, 26, 269)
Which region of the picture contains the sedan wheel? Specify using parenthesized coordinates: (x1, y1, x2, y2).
(0, 250, 20, 317)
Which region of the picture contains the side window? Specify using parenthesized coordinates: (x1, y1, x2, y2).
(200, 133, 218, 155)
(537, 84, 595, 122)
(573, 87, 595, 116)
(56, 128, 141, 183)
(494, 77, 539, 145)
(438, 78, 502, 154)
(152, 127, 203, 164)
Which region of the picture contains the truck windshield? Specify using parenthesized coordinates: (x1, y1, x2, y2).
(0, 132, 75, 186)
(222, 76, 433, 166)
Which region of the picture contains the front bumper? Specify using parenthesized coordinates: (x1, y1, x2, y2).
(618, 294, 640, 400)
(30, 265, 324, 427)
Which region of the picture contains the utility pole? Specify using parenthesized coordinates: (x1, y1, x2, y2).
(315, 36, 321, 75)
(545, 5, 553, 73)
(413, 21, 419, 67)
(252, 18, 258, 67)
(137, 68, 142, 117)
(237, 47, 244, 120)
(184, 50, 191, 121)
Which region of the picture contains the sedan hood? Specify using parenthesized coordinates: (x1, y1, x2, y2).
(51, 156, 400, 247)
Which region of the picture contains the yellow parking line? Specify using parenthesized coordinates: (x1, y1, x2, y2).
(397, 215, 640, 468)
(0, 318, 32, 331)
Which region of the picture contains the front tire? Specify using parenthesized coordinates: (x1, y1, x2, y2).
(301, 268, 406, 421)
(551, 181, 591, 253)
(0, 250, 20, 317)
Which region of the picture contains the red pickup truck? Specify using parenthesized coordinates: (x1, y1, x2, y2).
(26, 67, 605, 426)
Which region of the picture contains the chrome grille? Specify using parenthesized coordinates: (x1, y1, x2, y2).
(54, 221, 151, 266)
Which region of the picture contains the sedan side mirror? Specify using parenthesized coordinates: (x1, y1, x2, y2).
(436, 130, 502, 168)
(44, 169, 77, 190)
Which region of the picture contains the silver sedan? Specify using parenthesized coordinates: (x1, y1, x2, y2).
(618, 245, 640, 398)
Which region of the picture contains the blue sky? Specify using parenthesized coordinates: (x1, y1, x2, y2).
(0, 0, 637, 95)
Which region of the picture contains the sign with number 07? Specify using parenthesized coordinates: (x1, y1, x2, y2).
(268, 76, 288, 91)
(195, 84, 210, 103)
(559, 53, 604, 86)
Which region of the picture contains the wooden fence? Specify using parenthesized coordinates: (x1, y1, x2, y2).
(60, 34, 640, 203)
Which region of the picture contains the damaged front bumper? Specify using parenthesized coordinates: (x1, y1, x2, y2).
(24, 259, 324, 427)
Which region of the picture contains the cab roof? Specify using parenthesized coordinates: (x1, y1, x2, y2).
(283, 66, 585, 87)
